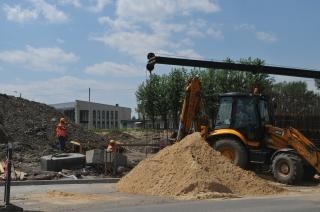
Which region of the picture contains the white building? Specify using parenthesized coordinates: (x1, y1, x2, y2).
(51, 100, 131, 129)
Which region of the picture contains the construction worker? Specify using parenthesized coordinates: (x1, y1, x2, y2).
(56, 117, 67, 151)
(106, 140, 116, 152)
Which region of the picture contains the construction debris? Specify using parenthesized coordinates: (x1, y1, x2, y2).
(0, 94, 106, 174)
(116, 132, 285, 200)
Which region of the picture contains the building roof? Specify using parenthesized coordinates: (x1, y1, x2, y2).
(51, 100, 131, 111)
(50, 102, 75, 110)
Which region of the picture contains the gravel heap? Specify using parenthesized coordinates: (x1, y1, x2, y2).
(116, 132, 285, 200)
(0, 94, 105, 171)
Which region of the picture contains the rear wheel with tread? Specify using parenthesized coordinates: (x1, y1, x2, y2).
(272, 153, 303, 185)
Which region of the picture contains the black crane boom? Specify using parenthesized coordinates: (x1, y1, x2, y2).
(147, 52, 320, 79)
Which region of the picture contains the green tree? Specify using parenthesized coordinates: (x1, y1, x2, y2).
(272, 81, 318, 115)
(135, 82, 147, 128)
(167, 68, 188, 128)
(156, 75, 170, 129)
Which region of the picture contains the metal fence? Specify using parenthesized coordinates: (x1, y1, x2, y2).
(270, 93, 320, 143)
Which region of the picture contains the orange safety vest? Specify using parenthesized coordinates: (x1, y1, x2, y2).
(56, 123, 67, 138)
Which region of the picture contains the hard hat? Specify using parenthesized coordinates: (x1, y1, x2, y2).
(60, 117, 65, 123)
(109, 140, 115, 144)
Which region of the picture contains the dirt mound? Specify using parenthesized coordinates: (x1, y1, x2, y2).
(0, 94, 105, 171)
(116, 133, 285, 199)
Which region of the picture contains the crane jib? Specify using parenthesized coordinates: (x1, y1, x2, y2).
(147, 53, 320, 79)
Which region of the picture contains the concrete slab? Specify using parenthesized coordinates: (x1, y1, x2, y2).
(40, 153, 85, 171)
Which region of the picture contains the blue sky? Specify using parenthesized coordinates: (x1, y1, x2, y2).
(1, 0, 320, 113)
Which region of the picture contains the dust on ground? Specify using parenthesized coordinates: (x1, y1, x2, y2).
(29, 189, 123, 205)
(116, 132, 286, 200)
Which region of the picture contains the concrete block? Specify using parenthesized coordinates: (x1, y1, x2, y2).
(40, 153, 85, 172)
(86, 149, 105, 164)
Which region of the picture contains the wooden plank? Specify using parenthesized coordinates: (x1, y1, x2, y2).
(70, 140, 80, 146)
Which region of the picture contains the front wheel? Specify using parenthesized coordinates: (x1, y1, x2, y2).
(214, 139, 248, 169)
(272, 153, 303, 184)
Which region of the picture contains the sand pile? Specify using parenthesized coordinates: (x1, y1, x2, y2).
(116, 133, 285, 199)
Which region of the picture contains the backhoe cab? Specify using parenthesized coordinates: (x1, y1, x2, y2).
(214, 93, 270, 142)
(147, 53, 320, 185)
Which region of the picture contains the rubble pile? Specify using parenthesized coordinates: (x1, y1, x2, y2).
(0, 94, 105, 172)
(116, 132, 285, 199)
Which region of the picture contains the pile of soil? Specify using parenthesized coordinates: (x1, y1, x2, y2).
(0, 94, 105, 171)
(116, 132, 285, 199)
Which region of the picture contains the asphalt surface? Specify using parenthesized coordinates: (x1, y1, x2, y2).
(1, 183, 320, 212)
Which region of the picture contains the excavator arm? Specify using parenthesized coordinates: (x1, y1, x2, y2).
(176, 78, 208, 141)
(266, 124, 320, 173)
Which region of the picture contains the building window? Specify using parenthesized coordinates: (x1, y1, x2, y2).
(93, 110, 96, 128)
(115, 111, 118, 120)
(102, 111, 105, 129)
(111, 111, 114, 128)
(80, 110, 89, 123)
(106, 111, 110, 129)
(98, 111, 101, 129)
(115, 121, 118, 128)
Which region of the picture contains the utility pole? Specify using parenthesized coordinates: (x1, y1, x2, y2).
(88, 88, 91, 130)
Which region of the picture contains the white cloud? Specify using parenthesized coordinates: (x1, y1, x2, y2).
(234, 24, 255, 31)
(92, 31, 170, 61)
(116, 0, 219, 22)
(176, 49, 202, 59)
(0, 45, 78, 72)
(207, 27, 224, 39)
(150, 22, 186, 35)
(57, 0, 81, 7)
(3, 0, 69, 23)
(84, 61, 143, 77)
(178, 0, 220, 14)
(235, 24, 278, 43)
(94, 1, 222, 61)
(3, 4, 38, 23)
(185, 19, 223, 39)
(30, 0, 69, 23)
(98, 16, 138, 31)
(256, 31, 277, 43)
(116, 0, 175, 22)
(57, 0, 111, 13)
(88, 0, 112, 12)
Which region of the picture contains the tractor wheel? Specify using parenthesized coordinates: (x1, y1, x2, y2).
(214, 139, 248, 169)
(272, 153, 303, 184)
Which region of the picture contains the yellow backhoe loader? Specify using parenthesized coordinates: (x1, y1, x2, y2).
(147, 53, 320, 184)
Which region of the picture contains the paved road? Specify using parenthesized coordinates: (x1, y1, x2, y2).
(2, 183, 320, 212)
(103, 197, 320, 212)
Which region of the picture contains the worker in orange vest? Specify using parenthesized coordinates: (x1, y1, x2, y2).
(56, 117, 67, 151)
